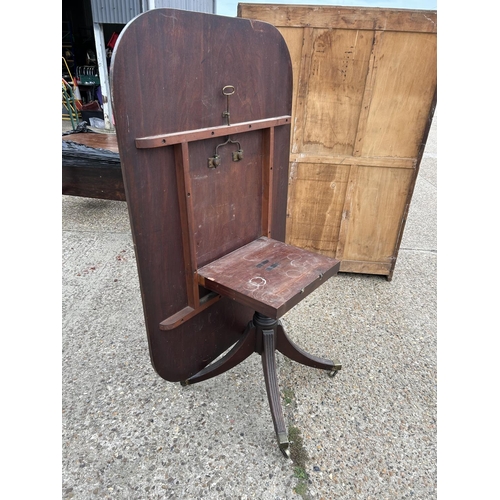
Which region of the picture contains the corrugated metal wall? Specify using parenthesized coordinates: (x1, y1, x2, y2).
(90, 0, 142, 24)
(154, 0, 215, 14)
(90, 0, 215, 24)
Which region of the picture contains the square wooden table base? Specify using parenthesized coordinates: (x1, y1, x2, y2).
(186, 238, 342, 456)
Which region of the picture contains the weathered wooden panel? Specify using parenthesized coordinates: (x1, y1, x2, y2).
(279, 27, 303, 125)
(342, 166, 414, 262)
(238, 5, 437, 33)
(62, 134, 125, 201)
(357, 31, 437, 158)
(287, 162, 349, 254)
(296, 28, 373, 156)
(238, 4, 437, 278)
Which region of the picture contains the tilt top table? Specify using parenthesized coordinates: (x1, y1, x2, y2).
(110, 8, 342, 457)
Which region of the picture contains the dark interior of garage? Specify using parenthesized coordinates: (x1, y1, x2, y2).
(62, 0, 124, 108)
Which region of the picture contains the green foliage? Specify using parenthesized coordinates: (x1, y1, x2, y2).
(293, 466, 308, 480)
(294, 479, 309, 498)
(289, 426, 310, 499)
(288, 425, 308, 467)
(283, 387, 294, 405)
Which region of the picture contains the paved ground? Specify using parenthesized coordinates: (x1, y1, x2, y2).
(62, 112, 437, 499)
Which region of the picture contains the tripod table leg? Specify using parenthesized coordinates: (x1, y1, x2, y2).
(276, 322, 341, 375)
(181, 323, 256, 386)
(261, 328, 290, 458)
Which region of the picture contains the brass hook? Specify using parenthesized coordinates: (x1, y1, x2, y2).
(222, 85, 235, 126)
(207, 86, 243, 168)
(208, 137, 243, 168)
(222, 85, 235, 96)
(215, 137, 241, 156)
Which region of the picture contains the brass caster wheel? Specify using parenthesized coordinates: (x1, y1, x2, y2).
(328, 360, 342, 378)
(278, 433, 291, 458)
(280, 443, 291, 459)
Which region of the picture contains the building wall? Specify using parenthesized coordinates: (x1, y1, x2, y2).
(90, 0, 215, 24)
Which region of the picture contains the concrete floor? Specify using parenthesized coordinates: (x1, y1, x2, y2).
(62, 112, 437, 499)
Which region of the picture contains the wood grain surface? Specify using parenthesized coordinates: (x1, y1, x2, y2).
(198, 237, 340, 318)
(239, 4, 437, 278)
(110, 9, 293, 381)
